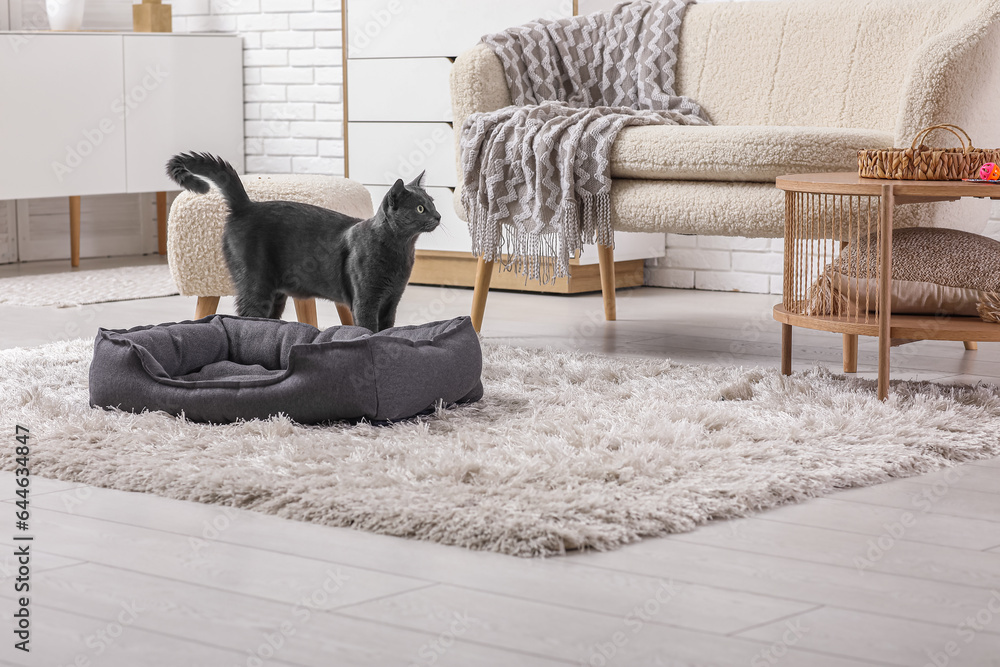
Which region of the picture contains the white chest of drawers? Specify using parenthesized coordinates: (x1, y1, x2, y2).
(342, 0, 664, 293)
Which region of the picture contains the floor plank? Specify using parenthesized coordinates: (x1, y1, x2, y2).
(0, 604, 303, 667)
(753, 496, 1000, 550)
(670, 517, 1000, 592)
(580, 538, 1000, 629)
(0, 563, 570, 667)
(738, 605, 1000, 667)
(832, 480, 1000, 523)
(12, 505, 431, 611)
(336, 584, 877, 667)
(21, 486, 816, 635)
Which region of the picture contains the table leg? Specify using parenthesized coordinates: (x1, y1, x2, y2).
(781, 323, 792, 376)
(877, 185, 894, 401)
(843, 334, 858, 373)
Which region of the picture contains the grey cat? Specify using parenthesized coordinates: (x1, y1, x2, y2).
(166, 152, 440, 332)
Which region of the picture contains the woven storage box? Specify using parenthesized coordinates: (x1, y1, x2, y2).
(858, 124, 1000, 181)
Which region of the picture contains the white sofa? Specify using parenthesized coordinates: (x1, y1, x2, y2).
(450, 0, 1000, 328)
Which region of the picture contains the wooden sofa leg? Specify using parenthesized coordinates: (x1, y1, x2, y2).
(471, 256, 494, 333)
(336, 303, 354, 326)
(195, 296, 220, 320)
(294, 298, 319, 328)
(598, 243, 616, 321)
(964, 341, 978, 351)
(843, 334, 858, 373)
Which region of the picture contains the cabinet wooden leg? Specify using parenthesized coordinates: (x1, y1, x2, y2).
(964, 341, 978, 351)
(598, 243, 617, 321)
(194, 296, 220, 319)
(69, 195, 81, 268)
(781, 323, 792, 376)
(156, 191, 168, 256)
(471, 256, 494, 333)
(843, 334, 858, 373)
(336, 303, 354, 326)
(294, 298, 319, 328)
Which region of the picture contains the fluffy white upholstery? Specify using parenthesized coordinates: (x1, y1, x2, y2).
(450, 0, 1000, 238)
(167, 174, 374, 297)
(610, 125, 894, 182)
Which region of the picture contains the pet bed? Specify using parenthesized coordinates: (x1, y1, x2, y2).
(89, 315, 483, 424)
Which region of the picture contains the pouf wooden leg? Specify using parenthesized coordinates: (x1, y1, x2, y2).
(471, 256, 494, 333)
(293, 298, 319, 328)
(843, 334, 858, 373)
(194, 296, 220, 319)
(336, 303, 354, 326)
(598, 243, 617, 321)
(964, 341, 978, 351)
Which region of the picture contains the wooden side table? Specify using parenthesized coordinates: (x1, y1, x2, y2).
(773, 172, 1000, 400)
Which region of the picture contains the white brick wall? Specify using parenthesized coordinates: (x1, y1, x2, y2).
(172, 0, 345, 177)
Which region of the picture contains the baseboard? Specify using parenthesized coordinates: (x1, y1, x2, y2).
(409, 250, 646, 294)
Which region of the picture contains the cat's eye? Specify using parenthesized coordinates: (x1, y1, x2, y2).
(417, 205, 425, 213)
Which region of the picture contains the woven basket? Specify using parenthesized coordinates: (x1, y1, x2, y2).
(858, 124, 1000, 180)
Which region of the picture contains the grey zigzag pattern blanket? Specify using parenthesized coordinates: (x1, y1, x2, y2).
(460, 0, 710, 281)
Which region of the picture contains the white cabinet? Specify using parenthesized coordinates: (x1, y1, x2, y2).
(0, 32, 243, 264)
(0, 34, 127, 201)
(0, 33, 244, 201)
(343, 0, 665, 287)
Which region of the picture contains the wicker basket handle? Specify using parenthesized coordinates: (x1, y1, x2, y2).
(910, 124, 976, 152)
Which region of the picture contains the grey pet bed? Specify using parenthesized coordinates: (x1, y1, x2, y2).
(89, 315, 483, 424)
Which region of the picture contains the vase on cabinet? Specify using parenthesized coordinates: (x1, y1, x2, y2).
(47, 0, 86, 31)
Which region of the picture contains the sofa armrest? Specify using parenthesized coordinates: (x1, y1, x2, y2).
(451, 43, 512, 133)
(893, 1, 1000, 234)
(895, 1, 1000, 150)
(450, 44, 512, 195)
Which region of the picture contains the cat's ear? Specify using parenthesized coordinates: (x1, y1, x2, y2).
(407, 171, 426, 188)
(387, 179, 406, 209)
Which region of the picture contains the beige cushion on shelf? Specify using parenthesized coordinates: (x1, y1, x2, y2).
(813, 228, 1000, 319)
(167, 174, 374, 298)
(609, 126, 893, 182)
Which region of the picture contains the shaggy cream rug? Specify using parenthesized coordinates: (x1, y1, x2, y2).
(1, 338, 998, 557)
(0, 264, 177, 307)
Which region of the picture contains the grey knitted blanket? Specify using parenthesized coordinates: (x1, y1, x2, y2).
(460, 0, 710, 281)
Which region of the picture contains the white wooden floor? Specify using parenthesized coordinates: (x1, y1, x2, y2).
(1, 255, 999, 666)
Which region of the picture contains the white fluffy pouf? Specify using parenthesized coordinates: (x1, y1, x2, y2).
(167, 174, 374, 298)
(2, 339, 999, 557)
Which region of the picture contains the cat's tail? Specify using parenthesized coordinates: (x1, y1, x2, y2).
(165, 152, 252, 212)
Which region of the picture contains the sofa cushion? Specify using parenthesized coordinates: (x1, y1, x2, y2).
(609, 125, 893, 182)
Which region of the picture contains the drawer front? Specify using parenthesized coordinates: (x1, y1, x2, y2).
(349, 122, 456, 188)
(348, 58, 453, 122)
(366, 185, 471, 254)
(346, 0, 572, 58)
